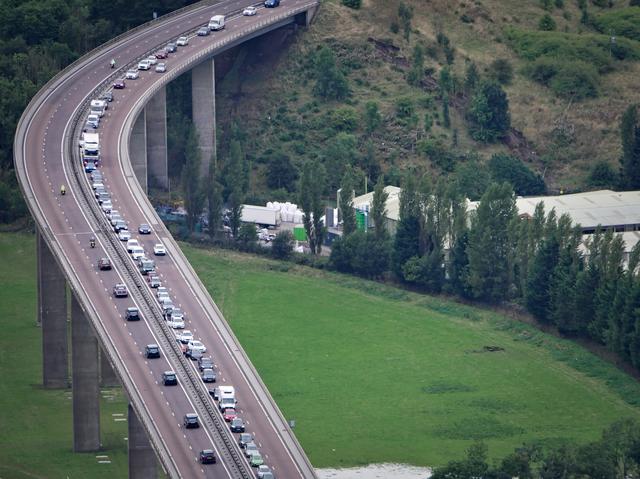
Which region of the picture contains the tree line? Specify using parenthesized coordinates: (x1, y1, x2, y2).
(329, 170, 640, 373)
(432, 419, 640, 479)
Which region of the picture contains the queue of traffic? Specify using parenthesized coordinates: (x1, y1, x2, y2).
(81, 4, 283, 476)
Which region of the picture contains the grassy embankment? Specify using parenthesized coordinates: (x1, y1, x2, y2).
(182, 243, 640, 468)
(3, 231, 640, 473)
(0, 233, 128, 478)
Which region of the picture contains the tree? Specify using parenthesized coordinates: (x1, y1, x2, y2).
(227, 140, 246, 238)
(587, 160, 618, 188)
(538, 13, 557, 30)
(299, 161, 326, 255)
(464, 61, 480, 92)
(488, 153, 546, 196)
(339, 167, 357, 235)
(265, 150, 298, 191)
(392, 174, 421, 277)
(237, 222, 257, 251)
(442, 93, 451, 129)
(182, 125, 204, 232)
(271, 230, 294, 260)
(364, 101, 382, 134)
(397, 2, 413, 42)
(322, 132, 359, 191)
(488, 58, 514, 85)
(313, 46, 349, 101)
(407, 43, 424, 87)
(206, 154, 223, 239)
(371, 178, 389, 240)
(467, 183, 517, 303)
(468, 81, 511, 143)
(525, 235, 559, 322)
(620, 104, 640, 189)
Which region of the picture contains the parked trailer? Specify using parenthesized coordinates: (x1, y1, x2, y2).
(240, 205, 280, 227)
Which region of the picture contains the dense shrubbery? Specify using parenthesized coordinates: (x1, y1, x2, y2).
(524, 58, 600, 99)
(506, 28, 640, 69)
(592, 7, 640, 42)
(488, 153, 546, 196)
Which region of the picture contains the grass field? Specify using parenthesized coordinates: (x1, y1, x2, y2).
(0, 233, 129, 478)
(181, 244, 640, 468)
(3, 231, 640, 474)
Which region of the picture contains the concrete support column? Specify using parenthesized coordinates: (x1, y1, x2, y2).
(100, 348, 119, 387)
(146, 86, 169, 190)
(38, 231, 69, 388)
(191, 58, 216, 178)
(71, 294, 100, 452)
(131, 110, 148, 193)
(128, 404, 158, 478)
(306, 5, 319, 26)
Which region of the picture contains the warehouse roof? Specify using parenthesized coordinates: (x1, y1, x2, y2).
(468, 189, 640, 231)
(352, 186, 401, 221)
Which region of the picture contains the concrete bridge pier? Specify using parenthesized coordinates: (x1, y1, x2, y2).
(146, 86, 169, 190)
(191, 58, 216, 178)
(131, 110, 148, 193)
(128, 404, 158, 478)
(71, 293, 101, 452)
(100, 347, 119, 387)
(38, 231, 69, 388)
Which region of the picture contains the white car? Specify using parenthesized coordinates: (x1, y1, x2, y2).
(158, 293, 171, 303)
(92, 181, 104, 190)
(176, 36, 189, 46)
(118, 230, 131, 241)
(126, 238, 140, 252)
(131, 246, 145, 260)
(243, 6, 257, 15)
(155, 63, 166, 73)
(167, 317, 185, 329)
(125, 69, 139, 80)
(101, 201, 113, 213)
(146, 55, 158, 65)
(176, 330, 193, 343)
(137, 59, 151, 70)
(153, 243, 166, 255)
(156, 286, 168, 298)
(187, 340, 206, 353)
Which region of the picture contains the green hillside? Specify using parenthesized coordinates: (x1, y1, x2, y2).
(212, 0, 640, 198)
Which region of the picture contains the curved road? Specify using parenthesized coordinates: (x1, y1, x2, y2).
(14, 0, 318, 477)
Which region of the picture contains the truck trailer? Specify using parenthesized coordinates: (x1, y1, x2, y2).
(240, 205, 281, 227)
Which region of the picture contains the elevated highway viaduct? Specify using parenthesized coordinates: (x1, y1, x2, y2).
(14, 0, 319, 477)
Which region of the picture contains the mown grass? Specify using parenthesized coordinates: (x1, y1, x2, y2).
(0, 233, 129, 478)
(182, 244, 640, 468)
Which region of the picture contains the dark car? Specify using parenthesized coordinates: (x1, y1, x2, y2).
(199, 449, 216, 464)
(138, 223, 152, 234)
(166, 42, 177, 53)
(264, 0, 280, 6)
(230, 417, 245, 433)
(125, 307, 140, 321)
(100, 91, 114, 102)
(183, 413, 199, 429)
(113, 283, 128, 297)
(139, 258, 155, 275)
(145, 344, 160, 359)
(114, 220, 127, 232)
(202, 368, 216, 383)
(238, 433, 253, 449)
(148, 275, 161, 288)
(98, 258, 111, 270)
(155, 50, 168, 59)
(197, 27, 209, 36)
(198, 356, 214, 371)
(162, 370, 177, 386)
(113, 79, 125, 89)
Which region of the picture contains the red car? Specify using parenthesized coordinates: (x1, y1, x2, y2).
(222, 408, 237, 422)
(113, 79, 125, 89)
(155, 50, 168, 59)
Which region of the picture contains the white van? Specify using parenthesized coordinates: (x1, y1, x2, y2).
(90, 99, 107, 117)
(131, 246, 145, 260)
(208, 15, 225, 30)
(213, 385, 235, 401)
